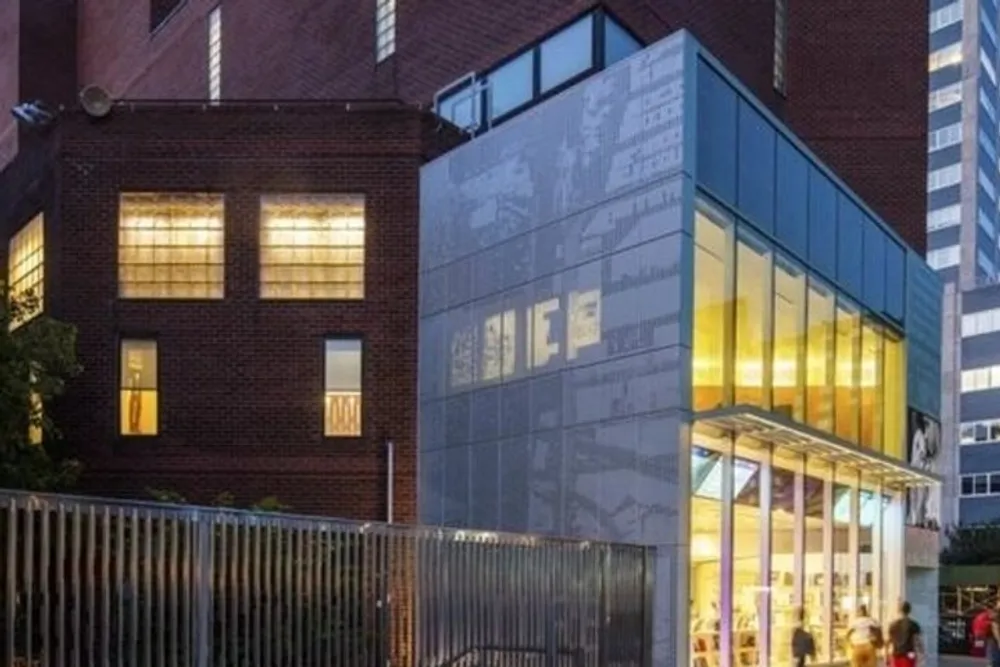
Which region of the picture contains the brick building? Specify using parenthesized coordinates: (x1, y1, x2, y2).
(0, 0, 929, 518)
(2, 0, 927, 252)
(0, 102, 460, 516)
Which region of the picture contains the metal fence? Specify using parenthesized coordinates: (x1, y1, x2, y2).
(1, 490, 654, 667)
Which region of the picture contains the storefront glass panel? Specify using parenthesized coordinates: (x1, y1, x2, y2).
(860, 322, 884, 451)
(804, 459, 832, 662)
(773, 255, 806, 421)
(732, 441, 767, 667)
(835, 301, 861, 442)
(806, 279, 836, 432)
(694, 204, 734, 411)
(770, 450, 802, 667)
(832, 468, 859, 661)
(734, 229, 772, 408)
(883, 335, 906, 460)
(691, 429, 727, 667)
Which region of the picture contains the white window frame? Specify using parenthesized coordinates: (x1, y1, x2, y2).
(962, 308, 1000, 337)
(959, 473, 1000, 497)
(927, 163, 962, 191)
(927, 244, 961, 270)
(961, 364, 1000, 392)
(927, 204, 962, 231)
(930, 0, 963, 32)
(929, 82, 963, 111)
(208, 6, 221, 102)
(928, 122, 963, 152)
(375, 0, 396, 62)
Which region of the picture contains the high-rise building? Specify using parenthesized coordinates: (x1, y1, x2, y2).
(927, 0, 1000, 527)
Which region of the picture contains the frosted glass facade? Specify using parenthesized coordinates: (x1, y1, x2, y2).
(420, 29, 942, 667)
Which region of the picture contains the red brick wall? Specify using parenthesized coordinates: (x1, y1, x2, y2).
(786, 0, 928, 254)
(38, 105, 460, 520)
(0, 0, 18, 167)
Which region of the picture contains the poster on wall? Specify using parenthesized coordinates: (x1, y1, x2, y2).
(906, 408, 941, 531)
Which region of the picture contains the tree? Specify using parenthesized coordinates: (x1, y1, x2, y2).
(941, 522, 1000, 565)
(0, 286, 82, 490)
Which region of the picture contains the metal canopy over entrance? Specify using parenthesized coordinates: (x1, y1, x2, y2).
(693, 405, 941, 487)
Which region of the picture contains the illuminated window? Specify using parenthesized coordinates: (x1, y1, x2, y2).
(859, 321, 883, 451)
(882, 333, 905, 459)
(260, 195, 365, 299)
(772, 255, 805, 420)
(208, 7, 221, 102)
(325, 339, 362, 437)
(120, 339, 159, 436)
(806, 279, 835, 431)
(28, 375, 42, 445)
(734, 228, 771, 407)
(692, 202, 733, 411)
(8, 214, 44, 327)
(834, 301, 860, 442)
(375, 0, 396, 62)
(928, 43, 962, 72)
(118, 193, 225, 299)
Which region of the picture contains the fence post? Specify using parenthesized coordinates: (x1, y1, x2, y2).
(194, 514, 213, 667)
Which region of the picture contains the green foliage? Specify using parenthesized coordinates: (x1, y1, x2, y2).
(0, 287, 82, 491)
(941, 523, 1000, 565)
(145, 487, 290, 512)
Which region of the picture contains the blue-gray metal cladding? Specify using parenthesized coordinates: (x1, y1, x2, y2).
(1, 490, 653, 667)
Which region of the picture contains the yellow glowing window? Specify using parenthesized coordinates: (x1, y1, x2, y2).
(120, 339, 159, 436)
(118, 193, 225, 299)
(260, 195, 365, 300)
(325, 339, 362, 437)
(8, 214, 44, 327)
(28, 384, 42, 445)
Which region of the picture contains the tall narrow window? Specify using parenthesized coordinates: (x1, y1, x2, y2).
(375, 0, 396, 62)
(692, 202, 733, 411)
(260, 195, 366, 299)
(734, 228, 772, 408)
(120, 339, 159, 436)
(806, 279, 835, 431)
(208, 6, 222, 102)
(118, 193, 225, 299)
(772, 254, 806, 421)
(325, 339, 362, 437)
(773, 0, 788, 93)
(834, 301, 861, 443)
(859, 322, 884, 451)
(28, 379, 42, 445)
(8, 214, 44, 328)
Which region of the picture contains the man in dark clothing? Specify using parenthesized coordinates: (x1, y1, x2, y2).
(792, 607, 816, 667)
(886, 601, 923, 667)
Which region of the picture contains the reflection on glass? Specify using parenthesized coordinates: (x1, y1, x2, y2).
(691, 435, 725, 667)
(732, 449, 763, 667)
(804, 461, 830, 662)
(832, 473, 857, 661)
(539, 14, 594, 92)
(693, 206, 732, 411)
(488, 52, 534, 119)
(770, 451, 800, 667)
(773, 256, 806, 421)
(119, 339, 159, 436)
(883, 335, 906, 459)
(835, 302, 860, 442)
(735, 230, 771, 407)
(806, 280, 835, 431)
(604, 16, 642, 66)
(858, 486, 878, 622)
(860, 322, 884, 451)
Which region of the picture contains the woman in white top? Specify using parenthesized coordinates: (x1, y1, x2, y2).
(847, 605, 881, 667)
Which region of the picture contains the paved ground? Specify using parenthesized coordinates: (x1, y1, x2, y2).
(940, 655, 984, 667)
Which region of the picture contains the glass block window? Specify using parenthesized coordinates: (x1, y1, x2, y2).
(260, 194, 365, 299)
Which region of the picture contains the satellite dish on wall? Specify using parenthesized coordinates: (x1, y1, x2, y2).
(79, 85, 113, 118)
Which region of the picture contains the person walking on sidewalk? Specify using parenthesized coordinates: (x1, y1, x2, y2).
(847, 605, 882, 667)
(886, 601, 924, 667)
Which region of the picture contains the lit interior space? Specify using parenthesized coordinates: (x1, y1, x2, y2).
(118, 193, 225, 299)
(8, 213, 45, 327)
(260, 194, 365, 300)
(689, 430, 906, 667)
(692, 198, 906, 459)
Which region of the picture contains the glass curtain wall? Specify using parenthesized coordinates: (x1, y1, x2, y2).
(691, 197, 906, 460)
(688, 429, 906, 667)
